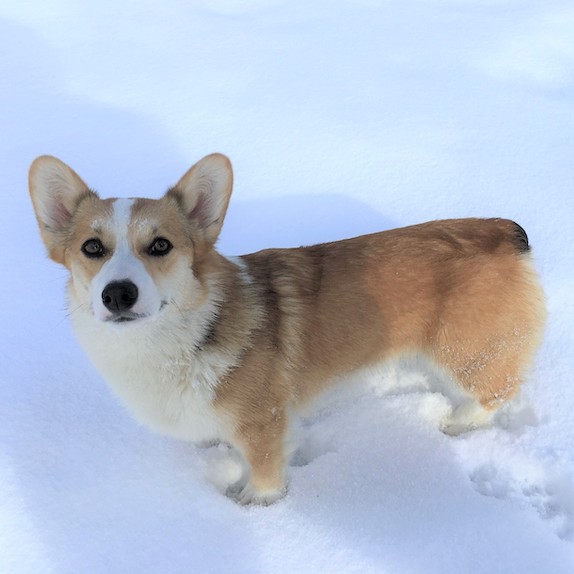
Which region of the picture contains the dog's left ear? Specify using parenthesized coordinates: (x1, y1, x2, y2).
(168, 153, 233, 246)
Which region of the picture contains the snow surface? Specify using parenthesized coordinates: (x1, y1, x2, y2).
(1, 0, 574, 572)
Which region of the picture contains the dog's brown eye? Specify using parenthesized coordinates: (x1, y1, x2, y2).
(148, 237, 173, 256)
(81, 238, 105, 258)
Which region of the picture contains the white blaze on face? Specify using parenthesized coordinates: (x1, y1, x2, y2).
(91, 198, 163, 322)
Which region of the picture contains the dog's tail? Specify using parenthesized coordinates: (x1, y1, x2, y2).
(511, 221, 530, 253)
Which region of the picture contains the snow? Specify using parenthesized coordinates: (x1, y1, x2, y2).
(1, 0, 574, 572)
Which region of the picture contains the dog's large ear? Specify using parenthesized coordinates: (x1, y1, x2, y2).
(167, 154, 233, 246)
(29, 155, 96, 264)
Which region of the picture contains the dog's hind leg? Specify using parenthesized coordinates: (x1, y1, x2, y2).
(440, 398, 495, 436)
(437, 335, 531, 435)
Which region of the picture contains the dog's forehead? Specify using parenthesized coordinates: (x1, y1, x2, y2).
(129, 197, 188, 238)
(129, 197, 177, 228)
(73, 196, 113, 233)
(86, 198, 133, 235)
(86, 198, 172, 235)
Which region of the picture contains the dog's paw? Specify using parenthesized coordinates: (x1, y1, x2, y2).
(440, 419, 479, 437)
(440, 400, 493, 436)
(226, 481, 286, 506)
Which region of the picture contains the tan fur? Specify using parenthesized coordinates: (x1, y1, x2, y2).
(29, 154, 546, 504)
(210, 220, 546, 494)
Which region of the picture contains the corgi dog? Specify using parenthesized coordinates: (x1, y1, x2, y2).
(29, 153, 546, 505)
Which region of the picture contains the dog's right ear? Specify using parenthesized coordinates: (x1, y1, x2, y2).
(29, 156, 96, 264)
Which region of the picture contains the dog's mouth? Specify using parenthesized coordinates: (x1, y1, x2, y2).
(106, 312, 144, 324)
(103, 301, 168, 324)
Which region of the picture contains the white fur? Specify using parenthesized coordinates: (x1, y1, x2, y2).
(71, 279, 236, 444)
(227, 256, 253, 284)
(440, 400, 494, 436)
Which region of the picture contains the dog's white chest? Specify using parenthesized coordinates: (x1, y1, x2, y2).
(112, 354, 225, 443)
(73, 317, 231, 444)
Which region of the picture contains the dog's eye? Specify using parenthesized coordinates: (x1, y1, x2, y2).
(81, 238, 105, 258)
(148, 237, 173, 256)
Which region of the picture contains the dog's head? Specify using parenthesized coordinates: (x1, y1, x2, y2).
(29, 154, 233, 325)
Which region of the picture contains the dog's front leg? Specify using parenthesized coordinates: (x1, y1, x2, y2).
(227, 409, 290, 505)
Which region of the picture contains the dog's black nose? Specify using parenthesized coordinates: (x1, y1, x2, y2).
(102, 281, 139, 312)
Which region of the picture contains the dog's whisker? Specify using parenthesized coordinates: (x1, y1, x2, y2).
(66, 303, 85, 316)
(47, 274, 69, 283)
(55, 304, 84, 325)
(171, 299, 185, 319)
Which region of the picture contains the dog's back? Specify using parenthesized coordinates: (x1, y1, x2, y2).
(216, 218, 545, 408)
